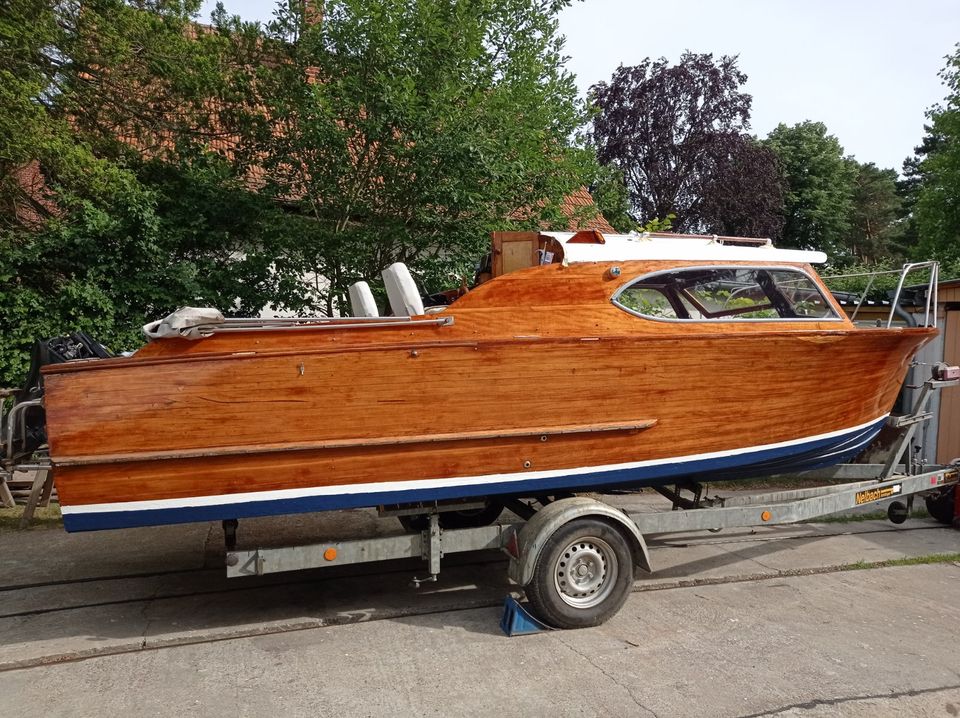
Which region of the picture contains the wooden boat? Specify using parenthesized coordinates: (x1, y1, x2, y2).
(22, 231, 937, 531)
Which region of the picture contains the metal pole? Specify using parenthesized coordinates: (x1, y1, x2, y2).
(850, 272, 877, 323)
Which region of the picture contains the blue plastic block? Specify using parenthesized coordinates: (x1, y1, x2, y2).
(500, 595, 550, 636)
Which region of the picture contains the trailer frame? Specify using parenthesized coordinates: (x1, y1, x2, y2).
(223, 369, 959, 628)
(224, 466, 958, 578)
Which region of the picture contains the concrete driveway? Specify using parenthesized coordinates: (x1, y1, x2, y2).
(1, 499, 959, 717)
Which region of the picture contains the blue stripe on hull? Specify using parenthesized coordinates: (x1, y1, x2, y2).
(62, 418, 886, 532)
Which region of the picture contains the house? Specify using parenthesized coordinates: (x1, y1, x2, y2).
(554, 186, 615, 233)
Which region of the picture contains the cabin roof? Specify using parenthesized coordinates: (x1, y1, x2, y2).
(539, 231, 827, 265)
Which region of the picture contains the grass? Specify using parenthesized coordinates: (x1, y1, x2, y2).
(728, 476, 865, 491)
(844, 553, 960, 570)
(0, 504, 63, 533)
(809, 508, 930, 523)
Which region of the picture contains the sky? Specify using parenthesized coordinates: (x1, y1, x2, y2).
(199, 0, 960, 173)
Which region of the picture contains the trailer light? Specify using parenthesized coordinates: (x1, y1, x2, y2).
(324, 548, 338, 561)
(760, 511, 772, 522)
(935, 364, 960, 381)
(505, 531, 520, 559)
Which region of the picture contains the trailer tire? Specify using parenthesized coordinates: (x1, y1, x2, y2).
(924, 486, 956, 525)
(525, 518, 634, 629)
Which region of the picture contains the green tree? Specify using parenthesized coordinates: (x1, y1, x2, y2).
(0, 0, 296, 385)
(848, 162, 904, 263)
(1, 0, 595, 384)
(912, 45, 960, 262)
(764, 121, 857, 262)
(0, 0, 57, 223)
(223, 0, 592, 313)
(589, 165, 636, 233)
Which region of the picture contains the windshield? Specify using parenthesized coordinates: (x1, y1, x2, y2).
(614, 267, 838, 321)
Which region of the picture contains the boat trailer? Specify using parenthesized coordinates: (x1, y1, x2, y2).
(224, 365, 960, 630)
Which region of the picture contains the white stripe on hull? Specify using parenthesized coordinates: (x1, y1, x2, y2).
(61, 414, 888, 516)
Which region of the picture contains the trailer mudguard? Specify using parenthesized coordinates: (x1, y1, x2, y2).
(508, 497, 652, 587)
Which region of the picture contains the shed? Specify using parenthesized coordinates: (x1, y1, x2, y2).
(832, 278, 960, 465)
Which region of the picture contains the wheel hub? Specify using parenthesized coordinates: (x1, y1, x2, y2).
(553, 536, 619, 609)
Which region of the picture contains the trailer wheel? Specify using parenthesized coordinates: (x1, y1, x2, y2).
(525, 518, 634, 629)
(924, 486, 956, 525)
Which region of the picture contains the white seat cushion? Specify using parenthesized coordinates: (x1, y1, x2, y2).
(348, 281, 379, 318)
(382, 263, 425, 317)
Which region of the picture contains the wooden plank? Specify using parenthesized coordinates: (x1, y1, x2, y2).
(0, 478, 14, 509)
(55, 419, 658, 466)
(19, 469, 52, 529)
(38, 471, 54, 507)
(937, 310, 960, 463)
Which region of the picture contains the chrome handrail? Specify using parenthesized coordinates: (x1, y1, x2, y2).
(887, 261, 939, 329)
(201, 315, 454, 335)
(822, 261, 940, 329)
(220, 315, 419, 326)
(850, 272, 877, 323)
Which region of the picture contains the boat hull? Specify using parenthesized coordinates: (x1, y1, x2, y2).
(59, 415, 886, 531)
(42, 326, 932, 531)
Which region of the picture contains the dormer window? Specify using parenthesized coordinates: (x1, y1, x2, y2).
(613, 267, 839, 322)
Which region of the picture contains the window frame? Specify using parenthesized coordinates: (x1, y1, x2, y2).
(611, 265, 844, 324)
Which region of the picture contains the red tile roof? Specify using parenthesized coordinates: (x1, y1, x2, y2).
(15, 18, 611, 235)
(11, 161, 58, 227)
(557, 186, 615, 233)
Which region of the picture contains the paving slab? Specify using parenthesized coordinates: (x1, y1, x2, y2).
(0, 507, 406, 587)
(2, 564, 959, 718)
(0, 522, 215, 586)
(644, 522, 960, 585)
(0, 509, 957, 672)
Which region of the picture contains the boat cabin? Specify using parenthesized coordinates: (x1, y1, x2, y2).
(141, 229, 845, 343)
(348, 229, 840, 325)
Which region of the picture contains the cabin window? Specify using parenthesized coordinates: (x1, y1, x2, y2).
(614, 267, 838, 321)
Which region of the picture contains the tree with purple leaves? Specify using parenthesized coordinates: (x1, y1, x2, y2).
(589, 52, 783, 239)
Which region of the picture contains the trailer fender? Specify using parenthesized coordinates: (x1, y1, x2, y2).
(508, 497, 652, 587)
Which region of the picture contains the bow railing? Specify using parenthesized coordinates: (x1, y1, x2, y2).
(822, 261, 939, 328)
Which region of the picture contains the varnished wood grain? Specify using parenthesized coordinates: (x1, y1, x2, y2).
(54, 419, 658, 465)
(40, 257, 935, 509)
(44, 260, 849, 370)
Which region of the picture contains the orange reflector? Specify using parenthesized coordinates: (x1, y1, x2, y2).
(323, 548, 337, 561)
(761, 511, 772, 522)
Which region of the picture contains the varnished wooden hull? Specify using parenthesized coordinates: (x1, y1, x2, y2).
(42, 306, 933, 530)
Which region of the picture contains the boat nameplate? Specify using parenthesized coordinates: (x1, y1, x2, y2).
(854, 483, 902, 506)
